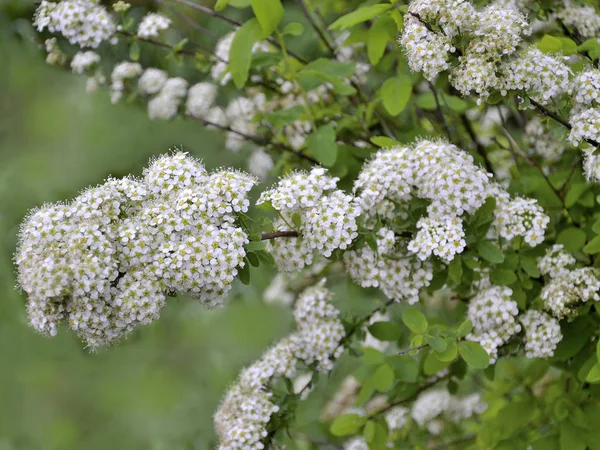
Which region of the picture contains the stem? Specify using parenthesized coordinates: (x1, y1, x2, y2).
(295, 0, 336, 55)
(461, 114, 493, 173)
(397, 344, 427, 356)
(117, 29, 200, 56)
(428, 81, 453, 142)
(186, 113, 319, 165)
(261, 231, 299, 240)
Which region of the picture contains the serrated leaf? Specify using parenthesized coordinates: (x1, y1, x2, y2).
(329, 4, 393, 30)
(368, 321, 402, 341)
(402, 308, 428, 334)
(381, 75, 412, 116)
(230, 18, 263, 88)
(458, 341, 489, 369)
(330, 414, 366, 436)
(306, 124, 337, 167)
(251, 0, 283, 37)
(477, 241, 505, 264)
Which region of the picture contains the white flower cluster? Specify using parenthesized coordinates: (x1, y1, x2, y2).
(44, 37, 66, 66)
(520, 310, 562, 358)
(582, 147, 600, 182)
(16, 152, 256, 347)
(110, 61, 142, 103)
(259, 168, 361, 269)
(148, 77, 189, 120)
(211, 32, 271, 85)
(138, 68, 168, 95)
(572, 70, 600, 108)
(569, 108, 600, 147)
(344, 228, 433, 304)
(401, 0, 575, 106)
(494, 196, 549, 246)
(137, 13, 171, 39)
(34, 0, 116, 48)
(467, 285, 521, 362)
(556, 2, 600, 39)
(344, 438, 369, 450)
(386, 406, 410, 431)
(70, 51, 100, 74)
(525, 117, 565, 163)
(215, 281, 344, 449)
(408, 216, 466, 262)
(541, 267, 600, 319)
(412, 389, 487, 428)
(538, 244, 575, 279)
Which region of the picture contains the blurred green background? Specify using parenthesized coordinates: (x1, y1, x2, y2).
(0, 4, 299, 449)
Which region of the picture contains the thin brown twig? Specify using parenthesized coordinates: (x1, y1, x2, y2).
(461, 114, 493, 173)
(157, 0, 219, 41)
(117, 29, 199, 56)
(295, 0, 337, 55)
(261, 231, 299, 240)
(186, 113, 319, 164)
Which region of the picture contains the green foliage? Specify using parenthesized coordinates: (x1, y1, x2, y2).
(229, 18, 263, 88)
(251, 0, 283, 37)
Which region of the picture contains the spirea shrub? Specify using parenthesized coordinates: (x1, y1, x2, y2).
(17, 0, 600, 447)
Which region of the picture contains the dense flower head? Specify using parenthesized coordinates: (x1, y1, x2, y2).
(494, 197, 549, 246)
(569, 108, 600, 147)
(582, 147, 600, 182)
(138, 68, 168, 95)
(525, 117, 565, 163)
(556, 3, 600, 39)
(70, 51, 100, 74)
(215, 281, 344, 448)
(572, 70, 600, 108)
(538, 244, 575, 279)
(185, 82, 218, 118)
(411, 389, 451, 426)
(344, 236, 433, 304)
(16, 152, 257, 347)
(34, 0, 116, 48)
(467, 285, 521, 362)
(110, 61, 142, 103)
(408, 216, 466, 262)
(445, 393, 487, 422)
(137, 12, 171, 39)
(542, 268, 600, 318)
(386, 406, 410, 431)
(266, 220, 314, 272)
(520, 310, 562, 358)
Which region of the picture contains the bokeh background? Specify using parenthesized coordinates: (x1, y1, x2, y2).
(0, 2, 302, 448)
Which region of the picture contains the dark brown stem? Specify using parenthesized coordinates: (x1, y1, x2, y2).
(261, 230, 299, 240)
(117, 29, 200, 56)
(397, 344, 427, 356)
(186, 113, 319, 165)
(295, 0, 337, 55)
(461, 114, 493, 173)
(428, 81, 453, 142)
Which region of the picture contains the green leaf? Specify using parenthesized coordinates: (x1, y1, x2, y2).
(473, 197, 497, 226)
(214, 0, 230, 10)
(367, 16, 395, 65)
(579, 38, 599, 53)
(362, 348, 385, 365)
(520, 256, 540, 278)
(565, 183, 590, 208)
(367, 423, 388, 450)
(477, 241, 505, 264)
(457, 319, 473, 338)
(329, 4, 393, 30)
(444, 95, 470, 113)
(437, 339, 458, 362)
(590, 363, 600, 383)
(129, 41, 140, 62)
(490, 268, 517, 286)
(251, 0, 283, 37)
(415, 93, 436, 110)
(306, 124, 337, 167)
(370, 136, 399, 147)
(363, 421, 375, 442)
(216, 0, 251, 9)
(557, 228, 587, 253)
(425, 335, 448, 353)
(448, 257, 463, 285)
(265, 106, 304, 128)
(584, 236, 600, 254)
(402, 308, 428, 334)
(558, 37, 578, 55)
(593, 219, 600, 234)
(386, 356, 418, 382)
(368, 321, 402, 341)
(373, 363, 394, 392)
(238, 262, 250, 285)
(560, 421, 587, 450)
(458, 341, 490, 369)
(596, 340, 600, 362)
(330, 414, 366, 436)
(229, 18, 263, 88)
(537, 34, 562, 53)
(282, 22, 304, 36)
(381, 75, 412, 116)
(423, 351, 452, 375)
